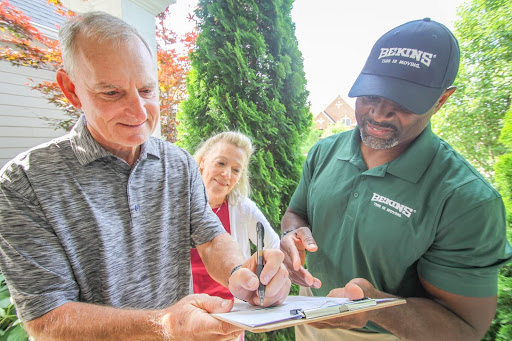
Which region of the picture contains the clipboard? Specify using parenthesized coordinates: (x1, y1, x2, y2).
(212, 295, 406, 333)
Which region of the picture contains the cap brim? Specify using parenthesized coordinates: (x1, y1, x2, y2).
(348, 73, 445, 115)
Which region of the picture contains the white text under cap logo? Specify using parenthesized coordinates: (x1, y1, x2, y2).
(378, 47, 436, 68)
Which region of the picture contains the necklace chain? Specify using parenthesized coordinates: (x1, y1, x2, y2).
(214, 201, 225, 214)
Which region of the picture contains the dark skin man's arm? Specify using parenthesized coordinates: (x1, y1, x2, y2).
(280, 208, 321, 288)
(312, 277, 496, 341)
(281, 208, 496, 340)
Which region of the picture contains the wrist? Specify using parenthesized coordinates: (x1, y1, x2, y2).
(281, 227, 301, 239)
(151, 310, 173, 341)
(227, 264, 242, 285)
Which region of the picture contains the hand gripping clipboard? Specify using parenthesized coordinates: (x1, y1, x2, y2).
(212, 296, 406, 333)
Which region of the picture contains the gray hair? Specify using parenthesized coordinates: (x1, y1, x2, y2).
(58, 11, 153, 78)
(194, 132, 254, 206)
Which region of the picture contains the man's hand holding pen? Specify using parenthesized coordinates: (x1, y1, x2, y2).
(227, 248, 291, 307)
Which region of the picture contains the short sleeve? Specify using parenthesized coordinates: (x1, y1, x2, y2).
(0, 174, 78, 321)
(418, 187, 512, 297)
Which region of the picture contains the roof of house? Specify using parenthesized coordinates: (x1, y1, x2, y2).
(314, 111, 335, 123)
(10, 0, 65, 32)
(323, 95, 354, 122)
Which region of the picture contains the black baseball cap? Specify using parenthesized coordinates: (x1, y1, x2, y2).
(348, 18, 460, 114)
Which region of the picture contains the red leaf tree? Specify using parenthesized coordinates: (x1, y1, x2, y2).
(156, 5, 197, 142)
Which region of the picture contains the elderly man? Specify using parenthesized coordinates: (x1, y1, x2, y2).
(0, 12, 290, 340)
(281, 18, 512, 340)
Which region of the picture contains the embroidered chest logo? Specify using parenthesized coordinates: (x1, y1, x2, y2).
(371, 192, 417, 218)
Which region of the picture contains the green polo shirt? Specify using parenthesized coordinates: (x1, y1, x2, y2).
(290, 125, 511, 302)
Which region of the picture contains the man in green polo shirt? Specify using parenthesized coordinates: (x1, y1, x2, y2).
(281, 18, 512, 340)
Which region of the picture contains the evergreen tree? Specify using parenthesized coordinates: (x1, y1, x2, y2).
(490, 108, 512, 341)
(431, 0, 511, 183)
(178, 0, 311, 229)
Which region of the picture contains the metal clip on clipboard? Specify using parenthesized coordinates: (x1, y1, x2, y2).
(290, 298, 377, 319)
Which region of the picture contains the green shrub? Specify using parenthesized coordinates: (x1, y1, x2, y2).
(0, 274, 28, 341)
(484, 265, 512, 341)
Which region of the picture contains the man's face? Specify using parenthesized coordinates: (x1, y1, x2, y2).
(70, 34, 159, 157)
(355, 96, 433, 150)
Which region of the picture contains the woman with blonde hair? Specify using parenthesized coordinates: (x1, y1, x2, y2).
(190, 131, 280, 299)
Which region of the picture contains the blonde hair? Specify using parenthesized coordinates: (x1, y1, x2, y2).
(194, 132, 254, 206)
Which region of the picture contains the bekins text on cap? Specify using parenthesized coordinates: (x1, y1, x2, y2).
(348, 18, 460, 115)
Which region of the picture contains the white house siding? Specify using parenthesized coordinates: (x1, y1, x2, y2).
(0, 61, 67, 168)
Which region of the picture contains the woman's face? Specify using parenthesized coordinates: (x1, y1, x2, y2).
(200, 141, 247, 206)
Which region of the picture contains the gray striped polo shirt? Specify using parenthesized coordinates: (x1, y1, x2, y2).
(0, 115, 225, 321)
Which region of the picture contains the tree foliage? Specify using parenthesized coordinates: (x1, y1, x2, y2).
(431, 0, 512, 183)
(0, 0, 77, 130)
(489, 106, 512, 341)
(178, 0, 312, 229)
(0, 1, 69, 70)
(495, 108, 512, 226)
(300, 121, 352, 156)
(156, 7, 197, 142)
(0, 0, 193, 140)
(0, 273, 27, 341)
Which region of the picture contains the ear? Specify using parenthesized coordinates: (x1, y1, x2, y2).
(56, 69, 82, 109)
(199, 158, 205, 170)
(433, 87, 456, 113)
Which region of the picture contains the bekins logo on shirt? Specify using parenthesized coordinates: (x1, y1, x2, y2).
(378, 47, 435, 68)
(371, 192, 416, 218)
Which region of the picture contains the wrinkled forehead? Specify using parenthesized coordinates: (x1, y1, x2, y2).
(74, 34, 156, 76)
(75, 32, 151, 58)
(69, 55, 158, 100)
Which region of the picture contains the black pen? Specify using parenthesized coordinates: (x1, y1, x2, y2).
(256, 222, 265, 306)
